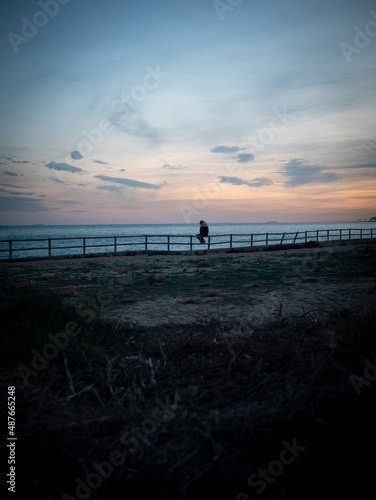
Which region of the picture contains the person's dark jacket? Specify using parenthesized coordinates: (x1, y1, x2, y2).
(200, 221, 209, 237)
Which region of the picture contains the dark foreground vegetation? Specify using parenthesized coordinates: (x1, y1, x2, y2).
(1, 285, 376, 500)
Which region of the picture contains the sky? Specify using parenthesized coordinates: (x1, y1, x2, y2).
(0, 0, 375, 225)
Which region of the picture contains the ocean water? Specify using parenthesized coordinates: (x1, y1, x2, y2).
(0, 221, 375, 259)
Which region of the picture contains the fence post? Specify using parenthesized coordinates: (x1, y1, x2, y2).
(49, 239, 51, 257)
(145, 235, 148, 251)
(251, 234, 253, 247)
(9, 240, 12, 260)
(327, 230, 330, 242)
(305, 231, 307, 243)
(266, 233, 269, 246)
(281, 232, 285, 244)
(339, 229, 342, 241)
(230, 234, 233, 249)
(207, 236, 211, 250)
(349, 229, 351, 240)
(167, 235, 170, 252)
(316, 230, 319, 242)
(190, 235, 193, 252)
(83, 238, 86, 255)
(293, 232, 298, 243)
(360, 228, 363, 240)
(114, 236, 117, 253)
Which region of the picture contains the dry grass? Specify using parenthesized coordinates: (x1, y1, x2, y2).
(199, 281, 212, 287)
(59, 286, 77, 296)
(147, 272, 168, 284)
(1, 244, 376, 499)
(1, 297, 375, 499)
(117, 266, 130, 274)
(119, 279, 134, 287)
(198, 260, 211, 267)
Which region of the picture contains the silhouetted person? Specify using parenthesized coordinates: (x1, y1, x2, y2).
(196, 220, 209, 244)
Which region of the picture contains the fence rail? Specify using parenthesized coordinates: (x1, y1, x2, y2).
(0, 228, 375, 261)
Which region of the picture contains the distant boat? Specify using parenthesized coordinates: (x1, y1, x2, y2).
(368, 217, 376, 222)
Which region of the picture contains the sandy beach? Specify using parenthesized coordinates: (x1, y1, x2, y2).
(1, 240, 375, 328)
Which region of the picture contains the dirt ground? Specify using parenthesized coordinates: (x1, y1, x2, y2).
(1, 241, 375, 328)
(1, 240, 376, 500)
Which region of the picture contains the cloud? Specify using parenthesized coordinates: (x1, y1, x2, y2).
(211, 146, 243, 154)
(248, 177, 274, 187)
(0, 196, 50, 212)
(0, 188, 35, 195)
(219, 176, 273, 188)
(210, 147, 254, 163)
(338, 162, 376, 170)
(71, 151, 83, 160)
(109, 110, 162, 143)
(3, 157, 30, 164)
(46, 161, 85, 173)
(0, 183, 31, 188)
(236, 153, 255, 163)
(161, 163, 185, 170)
(352, 140, 376, 159)
(97, 185, 123, 192)
(71, 210, 88, 213)
(317, 172, 338, 183)
(93, 159, 109, 165)
(278, 158, 339, 187)
(49, 178, 64, 184)
(3, 171, 18, 177)
(95, 174, 164, 190)
(57, 200, 82, 205)
(10, 191, 35, 195)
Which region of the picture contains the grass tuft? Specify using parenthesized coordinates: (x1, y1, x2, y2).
(198, 260, 211, 267)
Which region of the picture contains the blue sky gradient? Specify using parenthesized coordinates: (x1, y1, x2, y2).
(0, 0, 375, 224)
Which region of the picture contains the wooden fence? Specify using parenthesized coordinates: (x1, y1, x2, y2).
(0, 228, 375, 260)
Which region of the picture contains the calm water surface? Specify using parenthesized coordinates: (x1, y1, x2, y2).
(0, 221, 374, 259)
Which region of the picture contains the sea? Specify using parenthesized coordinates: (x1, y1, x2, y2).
(0, 221, 375, 260)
